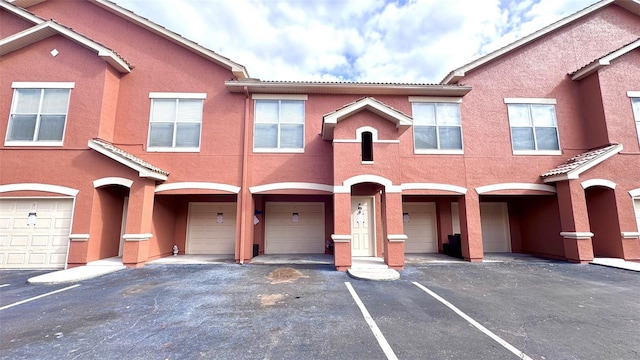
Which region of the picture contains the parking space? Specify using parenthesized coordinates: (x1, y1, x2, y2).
(1, 262, 639, 360)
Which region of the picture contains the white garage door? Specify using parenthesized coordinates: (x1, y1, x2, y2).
(0, 198, 72, 269)
(480, 202, 511, 252)
(634, 198, 640, 231)
(403, 202, 437, 253)
(265, 202, 325, 254)
(187, 202, 236, 254)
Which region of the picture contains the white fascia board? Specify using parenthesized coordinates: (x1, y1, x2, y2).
(408, 96, 462, 103)
(476, 183, 557, 194)
(88, 140, 168, 181)
(90, 0, 248, 78)
(441, 0, 614, 84)
(0, 1, 44, 24)
(252, 94, 308, 100)
(249, 182, 333, 194)
(12, 82, 75, 89)
(572, 40, 640, 80)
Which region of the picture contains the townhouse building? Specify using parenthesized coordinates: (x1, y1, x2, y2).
(1, 0, 639, 270)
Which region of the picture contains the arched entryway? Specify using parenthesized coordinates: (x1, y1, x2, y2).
(585, 186, 624, 258)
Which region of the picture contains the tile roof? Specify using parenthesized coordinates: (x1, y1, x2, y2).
(541, 144, 622, 181)
(89, 138, 169, 178)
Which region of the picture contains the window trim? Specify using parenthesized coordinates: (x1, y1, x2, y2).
(505, 99, 562, 155)
(253, 97, 306, 153)
(5, 82, 75, 147)
(146, 93, 206, 152)
(627, 92, 640, 145)
(410, 99, 464, 155)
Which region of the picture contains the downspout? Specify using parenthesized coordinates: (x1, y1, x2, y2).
(238, 86, 251, 264)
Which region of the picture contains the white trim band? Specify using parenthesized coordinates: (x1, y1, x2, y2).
(250, 182, 333, 194)
(408, 96, 462, 103)
(149, 92, 207, 99)
(93, 177, 134, 189)
(0, 183, 79, 196)
(504, 98, 557, 104)
(560, 231, 594, 239)
(12, 82, 75, 89)
(387, 234, 407, 242)
(476, 183, 557, 194)
(626, 91, 640, 98)
(252, 94, 308, 100)
(401, 183, 467, 194)
(331, 234, 352, 243)
(69, 234, 90, 241)
(123, 233, 153, 241)
(581, 179, 616, 190)
(156, 182, 241, 194)
(621, 232, 640, 239)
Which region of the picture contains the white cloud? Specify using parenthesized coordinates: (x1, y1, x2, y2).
(114, 0, 597, 83)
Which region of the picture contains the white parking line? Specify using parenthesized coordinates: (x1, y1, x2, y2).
(0, 284, 10, 288)
(0, 284, 80, 311)
(413, 282, 533, 360)
(345, 282, 398, 360)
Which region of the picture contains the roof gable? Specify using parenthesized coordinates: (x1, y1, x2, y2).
(440, 0, 640, 84)
(322, 97, 412, 140)
(0, 19, 131, 72)
(571, 38, 640, 80)
(88, 139, 169, 180)
(88, 0, 249, 79)
(541, 143, 622, 182)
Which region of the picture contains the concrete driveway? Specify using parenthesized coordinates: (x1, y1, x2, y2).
(1, 261, 638, 360)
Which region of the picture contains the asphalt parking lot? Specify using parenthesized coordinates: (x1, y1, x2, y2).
(1, 261, 639, 360)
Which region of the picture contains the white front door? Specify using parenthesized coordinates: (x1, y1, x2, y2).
(351, 197, 374, 257)
(480, 202, 511, 252)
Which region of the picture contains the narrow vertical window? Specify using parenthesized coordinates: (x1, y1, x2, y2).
(362, 131, 373, 162)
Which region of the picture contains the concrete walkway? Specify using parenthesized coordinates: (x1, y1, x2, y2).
(25, 254, 639, 284)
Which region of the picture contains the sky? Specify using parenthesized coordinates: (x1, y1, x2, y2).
(113, 0, 598, 83)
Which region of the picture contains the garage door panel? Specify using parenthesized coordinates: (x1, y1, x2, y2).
(186, 202, 237, 255)
(0, 199, 72, 269)
(403, 202, 437, 253)
(480, 202, 511, 253)
(265, 202, 325, 254)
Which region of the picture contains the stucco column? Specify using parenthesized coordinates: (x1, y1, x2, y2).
(66, 192, 92, 267)
(382, 191, 405, 270)
(236, 191, 255, 263)
(459, 191, 483, 262)
(556, 181, 593, 263)
(332, 192, 352, 271)
(616, 188, 640, 261)
(122, 179, 155, 268)
(437, 198, 453, 252)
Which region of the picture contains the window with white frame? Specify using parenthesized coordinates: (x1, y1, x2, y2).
(505, 98, 560, 154)
(253, 95, 306, 152)
(410, 98, 462, 153)
(147, 93, 205, 151)
(630, 96, 640, 144)
(5, 82, 73, 146)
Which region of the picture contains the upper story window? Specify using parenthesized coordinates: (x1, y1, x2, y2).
(253, 94, 307, 153)
(5, 82, 74, 146)
(410, 97, 462, 154)
(628, 92, 640, 144)
(147, 92, 205, 152)
(505, 98, 560, 155)
(361, 131, 373, 162)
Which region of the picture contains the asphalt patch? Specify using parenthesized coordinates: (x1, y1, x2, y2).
(266, 267, 308, 284)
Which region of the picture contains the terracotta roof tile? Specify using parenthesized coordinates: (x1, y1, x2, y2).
(90, 138, 169, 176)
(541, 144, 621, 178)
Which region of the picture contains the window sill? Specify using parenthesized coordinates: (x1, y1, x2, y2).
(4, 141, 63, 147)
(147, 147, 200, 153)
(512, 150, 562, 156)
(253, 148, 305, 154)
(361, 161, 374, 165)
(414, 149, 464, 155)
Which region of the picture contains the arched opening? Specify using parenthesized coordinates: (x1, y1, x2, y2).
(585, 186, 623, 258)
(92, 185, 130, 260)
(361, 131, 373, 162)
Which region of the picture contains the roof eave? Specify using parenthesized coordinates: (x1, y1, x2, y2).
(225, 80, 472, 96)
(0, 1, 45, 24)
(442, 0, 615, 84)
(88, 140, 168, 181)
(542, 144, 623, 183)
(89, 0, 248, 79)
